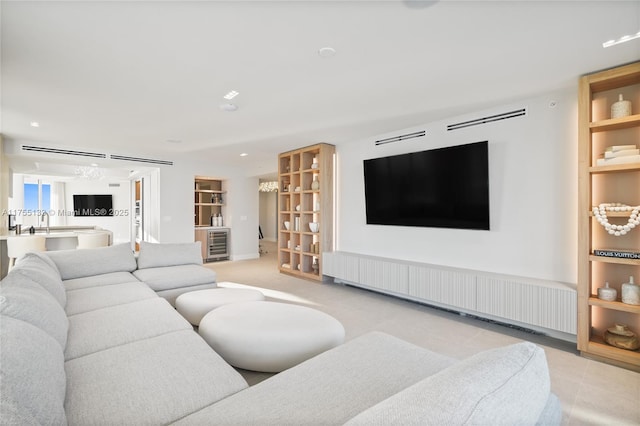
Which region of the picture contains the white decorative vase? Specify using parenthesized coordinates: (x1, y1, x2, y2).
(311, 177, 320, 191)
(621, 276, 640, 305)
(611, 94, 632, 119)
(597, 282, 617, 301)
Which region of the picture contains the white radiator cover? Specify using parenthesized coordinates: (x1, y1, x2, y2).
(323, 251, 577, 338)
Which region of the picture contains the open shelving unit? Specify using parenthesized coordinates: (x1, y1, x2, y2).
(277, 143, 335, 281)
(194, 176, 226, 227)
(578, 61, 640, 371)
(194, 176, 229, 262)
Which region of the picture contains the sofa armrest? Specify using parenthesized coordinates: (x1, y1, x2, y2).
(345, 341, 554, 426)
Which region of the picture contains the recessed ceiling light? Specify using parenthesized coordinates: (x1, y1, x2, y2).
(220, 103, 239, 112)
(240, 153, 249, 157)
(318, 47, 336, 58)
(30, 121, 40, 127)
(166, 139, 182, 144)
(603, 31, 640, 48)
(224, 90, 239, 100)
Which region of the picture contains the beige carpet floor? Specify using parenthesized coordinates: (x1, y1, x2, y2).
(203, 241, 639, 425)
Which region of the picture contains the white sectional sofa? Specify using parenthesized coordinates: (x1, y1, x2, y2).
(0, 243, 562, 425)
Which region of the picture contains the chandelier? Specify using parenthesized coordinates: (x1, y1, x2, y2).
(74, 166, 104, 180)
(258, 181, 278, 192)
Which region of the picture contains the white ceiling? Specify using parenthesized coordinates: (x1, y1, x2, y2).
(2, 1, 640, 178)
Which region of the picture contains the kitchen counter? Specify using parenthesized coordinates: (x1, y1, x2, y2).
(0, 226, 112, 279)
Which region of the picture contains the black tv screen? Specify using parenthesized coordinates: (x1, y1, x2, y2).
(363, 141, 490, 230)
(73, 194, 113, 216)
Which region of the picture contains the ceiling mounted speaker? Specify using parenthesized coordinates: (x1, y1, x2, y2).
(220, 103, 239, 112)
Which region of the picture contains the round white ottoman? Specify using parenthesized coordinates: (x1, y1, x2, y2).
(198, 301, 345, 373)
(175, 287, 265, 325)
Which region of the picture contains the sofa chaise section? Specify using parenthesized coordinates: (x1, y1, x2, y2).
(173, 331, 456, 425)
(64, 329, 248, 425)
(133, 241, 217, 305)
(64, 297, 193, 360)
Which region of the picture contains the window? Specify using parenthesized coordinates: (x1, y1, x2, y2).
(24, 181, 51, 212)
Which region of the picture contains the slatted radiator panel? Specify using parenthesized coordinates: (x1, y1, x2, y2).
(476, 276, 577, 334)
(359, 258, 409, 294)
(408, 266, 476, 310)
(324, 252, 577, 336)
(322, 252, 360, 283)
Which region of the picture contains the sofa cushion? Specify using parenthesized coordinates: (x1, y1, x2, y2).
(23, 251, 60, 275)
(344, 341, 551, 426)
(156, 283, 218, 307)
(65, 298, 192, 360)
(46, 243, 136, 280)
(0, 275, 69, 349)
(174, 331, 455, 425)
(136, 241, 203, 269)
(133, 264, 216, 292)
(65, 281, 157, 316)
(0, 316, 67, 425)
(63, 271, 140, 291)
(10, 252, 66, 307)
(64, 329, 248, 425)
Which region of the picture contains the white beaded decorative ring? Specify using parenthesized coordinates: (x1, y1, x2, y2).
(592, 203, 640, 236)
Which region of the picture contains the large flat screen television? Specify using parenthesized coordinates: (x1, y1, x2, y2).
(363, 141, 490, 230)
(73, 194, 113, 216)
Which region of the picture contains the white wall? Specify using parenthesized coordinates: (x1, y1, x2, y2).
(259, 191, 277, 241)
(156, 153, 260, 260)
(0, 136, 9, 236)
(64, 179, 131, 244)
(335, 89, 578, 284)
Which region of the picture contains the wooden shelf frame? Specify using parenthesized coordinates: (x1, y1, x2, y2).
(277, 143, 335, 281)
(578, 61, 640, 372)
(194, 176, 225, 227)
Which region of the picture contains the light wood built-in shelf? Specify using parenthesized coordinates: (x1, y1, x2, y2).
(589, 163, 640, 174)
(586, 340, 640, 368)
(589, 255, 640, 266)
(277, 143, 335, 282)
(588, 211, 636, 217)
(589, 114, 640, 132)
(588, 297, 640, 314)
(578, 61, 640, 372)
(194, 177, 225, 227)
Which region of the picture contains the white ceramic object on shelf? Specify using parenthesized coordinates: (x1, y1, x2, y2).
(284, 221, 290, 230)
(309, 222, 319, 233)
(295, 205, 301, 211)
(597, 282, 617, 301)
(611, 93, 632, 119)
(311, 177, 320, 191)
(621, 276, 640, 305)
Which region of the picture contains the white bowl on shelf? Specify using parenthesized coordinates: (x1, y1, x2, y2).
(308, 222, 319, 233)
(284, 221, 290, 230)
